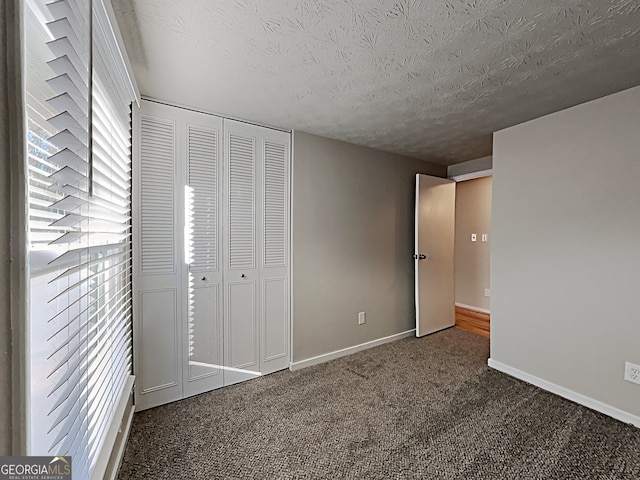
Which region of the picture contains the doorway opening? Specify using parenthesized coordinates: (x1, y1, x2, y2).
(453, 175, 492, 338)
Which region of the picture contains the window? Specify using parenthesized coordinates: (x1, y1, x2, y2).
(25, 0, 138, 477)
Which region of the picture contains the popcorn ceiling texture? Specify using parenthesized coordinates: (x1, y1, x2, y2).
(113, 0, 640, 165)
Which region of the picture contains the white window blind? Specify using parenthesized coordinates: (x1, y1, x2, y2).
(25, 0, 138, 477)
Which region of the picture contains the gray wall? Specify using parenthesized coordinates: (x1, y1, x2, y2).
(491, 85, 640, 418)
(454, 176, 492, 311)
(292, 132, 446, 362)
(1, 0, 26, 455)
(0, 0, 11, 455)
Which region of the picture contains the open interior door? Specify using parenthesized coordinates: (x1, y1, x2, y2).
(415, 174, 456, 337)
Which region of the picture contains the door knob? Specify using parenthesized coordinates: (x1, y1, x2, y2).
(241, 274, 245, 278)
(201, 276, 206, 281)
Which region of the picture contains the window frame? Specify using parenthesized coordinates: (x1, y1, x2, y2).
(6, 0, 30, 456)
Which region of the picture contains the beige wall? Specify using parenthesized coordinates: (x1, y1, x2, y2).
(292, 131, 445, 362)
(454, 176, 492, 311)
(491, 85, 640, 419)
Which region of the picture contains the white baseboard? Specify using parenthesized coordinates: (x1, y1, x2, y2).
(488, 359, 640, 428)
(290, 329, 415, 371)
(455, 303, 490, 314)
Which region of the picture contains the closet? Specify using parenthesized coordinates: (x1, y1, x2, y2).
(132, 100, 290, 411)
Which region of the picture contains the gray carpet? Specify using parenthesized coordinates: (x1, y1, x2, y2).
(118, 328, 640, 479)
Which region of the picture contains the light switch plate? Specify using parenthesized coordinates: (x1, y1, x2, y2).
(482, 234, 488, 242)
(471, 233, 477, 242)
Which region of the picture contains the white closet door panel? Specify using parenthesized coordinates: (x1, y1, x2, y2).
(228, 282, 257, 367)
(260, 129, 290, 374)
(137, 289, 181, 409)
(133, 100, 183, 411)
(183, 111, 224, 397)
(184, 283, 223, 396)
(225, 280, 260, 386)
(224, 119, 262, 385)
(261, 278, 288, 373)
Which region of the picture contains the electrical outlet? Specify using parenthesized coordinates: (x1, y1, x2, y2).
(484, 288, 491, 297)
(358, 312, 366, 325)
(625, 362, 640, 385)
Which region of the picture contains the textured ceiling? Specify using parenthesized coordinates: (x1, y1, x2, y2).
(113, 0, 640, 165)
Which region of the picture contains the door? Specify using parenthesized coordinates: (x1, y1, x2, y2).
(415, 174, 456, 337)
(183, 112, 225, 398)
(223, 120, 261, 386)
(222, 119, 291, 385)
(133, 101, 290, 410)
(134, 100, 225, 409)
(133, 101, 183, 410)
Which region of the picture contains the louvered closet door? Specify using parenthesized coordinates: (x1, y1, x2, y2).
(259, 128, 290, 374)
(183, 111, 224, 398)
(223, 119, 290, 385)
(134, 101, 290, 408)
(134, 100, 225, 409)
(133, 101, 183, 411)
(223, 120, 261, 386)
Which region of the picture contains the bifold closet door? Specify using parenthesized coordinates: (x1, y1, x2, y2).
(183, 109, 225, 398)
(133, 101, 183, 411)
(134, 100, 290, 410)
(133, 100, 224, 410)
(223, 120, 290, 386)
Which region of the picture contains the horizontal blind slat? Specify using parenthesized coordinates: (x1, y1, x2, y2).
(28, 0, 134, 473)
